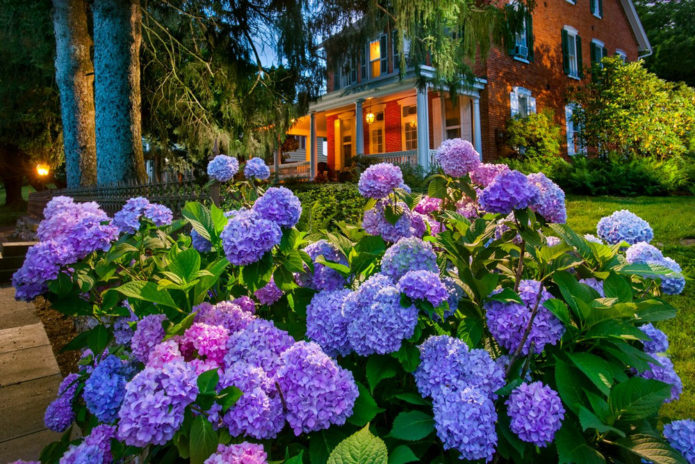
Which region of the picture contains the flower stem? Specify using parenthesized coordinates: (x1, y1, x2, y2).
(505, 283, 545, 377)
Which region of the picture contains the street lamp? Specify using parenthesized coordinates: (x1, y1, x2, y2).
(36, 163, 50, 177)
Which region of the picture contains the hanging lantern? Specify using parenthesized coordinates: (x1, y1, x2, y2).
(36, 163, 50, 177)
(365, 112, 375, 124)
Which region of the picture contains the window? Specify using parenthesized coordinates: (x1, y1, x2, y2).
(444, 97, 461, 139)
(369, 112, 385, 154)
(616, 49, 627, 62)
(510, 87, 536, 118)
(590, 39, 608, 67)
(342, 134, 353, 164)
(402, 105, 417, 150)
(561, 26, 583, 79)
(590, 0, 603, 18)
(368, 35, 388, 79)
(565, 104, 585, 156)
(508, 2, 533, 61)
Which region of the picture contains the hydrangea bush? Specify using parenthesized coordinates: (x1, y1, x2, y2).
(15, 144, 692, 464)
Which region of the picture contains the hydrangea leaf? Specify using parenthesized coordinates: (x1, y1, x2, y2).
(189, 415, 218, 464)
(182, 201, 214, 242)
(388, 411, 435, 441)
(366, 356, 399, 393)
(614, 434, 687, 464)
(567, 352, 615, 395)
(327, 424, 388, 464)
(115, 281, 178, 308)
(608, 377, 671, 422)
(555, 418, 606, 464)
(168, 248, 201, 282)
(349, 383, 385, 427)
(388, 445, 419, 464)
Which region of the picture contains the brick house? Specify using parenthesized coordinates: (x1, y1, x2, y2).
(280, 0, 651, 178)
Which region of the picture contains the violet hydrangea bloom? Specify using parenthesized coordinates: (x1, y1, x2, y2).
(506, 381, 565, 447)
(456, 195, 481, 220)
(639, 323, 669, 354)
(252, 187, 302, 228)
(584, 234, 603, 244)
(639, 354, 682, 402)
(485, 280, 565, 355)
(143, 203, 173, 227)
(191, 229, 212, 253)
(381, 236, 438, 282)
(414, 196, 443, 214)
(660, 257, 685, 295)
(131, 314, 167, 363)
(63, 215, 119, 260)
(13, 240, 74, 301)
(255, 278, 283, 305)
(224, 319, 295, 376)
(626, 242, 664, 263)
(546, 236, 562, 247)
(398, 270, 448, 307)
(232, 296, 256, 314)
(204, 442, 268, 464)
(625, 243, 685, 295)
(442, 276, 464, 317)
(221, 208, 282, 266)
(276, 341, 358, 435)
(432, 386, 498, 462)
(343, 274, 419, 356)
(479, 170, 540, 215)
(663, 420, 695, 464)
(37, 199, 107, 242)
(146, 339, 184, 368)
(244, 157, 271, 180)
(296, 240, 348, 291)
(471, 163, 509, 188)
(363, 199, 420, 243)
(59, 424, 116, 464)
(83, 355, 133, 423)
(436, 138, 481, 178)
(180, 322, 230, 365)
(596, 209, 653, 245)
(306, 289, 352, 357)
(358, 163, 403, 199)
(207, 154, 239, 182)
(117, 361, 199, 447)
(112, 197, 150, 234)
(44, 373, 79, 432)
(195, 301, 256, 333)
(43, 195, 76, 220)
(527, 172, 567, 223)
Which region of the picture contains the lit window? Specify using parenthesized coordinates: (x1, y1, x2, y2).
(562, 26, 582, 79)
(565, 104, 585, 156)
(444, 97, 461, 139)
(401, 104, 418, 151)
(369, 112, 385, 154)
(342, 134, 352, 162)
(510, 87, 536, 118)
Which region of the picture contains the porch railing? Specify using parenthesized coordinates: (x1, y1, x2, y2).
(269, 161, 312, 180)
(368, 149, 440, 169)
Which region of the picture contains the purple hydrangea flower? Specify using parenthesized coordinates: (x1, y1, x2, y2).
(180, 322, 230, 365)
(639, 354, 682, 402)
(626, 242, 664, 264)
(546, 236, 562, 247)
(414, 196, 443, 215)
(112, 197, 151, 234)
(254, 278, 283, 305)
(436, 138, 481, 177)
(660, 257, 685, 295)
(232, 296, 256, 314)
(363, 200, 419, 243)
(432, 386, 498, 462)
(580, 278, 605, 297)
(398, 270, 448, 307)
(506, 381, 565, 447)
(207, 154, 239, 182)
(37, 199, 107, 243)
(219, 362, 284, 439)
(83, 355, 132, 423)
(44, 373, 79, 432)
(131, 314, 167, 363)
(584, 234, 603, 244)
(625, 243, 685, 295)
(204, 442, 268, 464)
(224, 319, 295, 376)
(471, 163, 510, 188)
(63, 215, 119, 260)
(143, 203, 173, 227)
(639, 323, 669, 354)
(485, 280, 565, 355)
(276, 341, 358, 435)
(663, 420, 695, 464)
(297, 240, 348, 291)
(117, 361, 198, 447)
(252, 187, 302, 228)
(8, 460, 40, 464)
(479, 170, 540, 215)
(381, 237, 438, 282)
(456, 195, 481, 220)
(358, 163, 404, 199)
(442, 276, 464, 317)
(59, 424, 116, 464)
(13, 240, 74, 301)
(112, 311, 137, 345)
(43, 195, 76, 220)
(146, 339, 184, 368)
(597, 210, 653, 245)
(306, 289, 353, 357)
(191, 229, 212, 253)
(343, 274, 418, 355)
(221, 209, 282, 266)
(527, 172, 567, 223)
(195, 301, 256, 333)
(244, 157, 271, 180)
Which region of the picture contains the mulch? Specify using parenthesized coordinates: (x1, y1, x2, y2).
(33, 297, 79, 376)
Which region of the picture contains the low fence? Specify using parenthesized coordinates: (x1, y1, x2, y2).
(370, 149, 439, 168)
(269, 161, 312, 181)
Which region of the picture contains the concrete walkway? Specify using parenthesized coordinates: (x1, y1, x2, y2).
(0, 286, 62, 462)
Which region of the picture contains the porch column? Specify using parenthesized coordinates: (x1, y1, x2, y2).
(355, 99, 364, 155)
(310, 112, 317, 179)
(416, 85, 430, 170)
(473, 97, 483, 160)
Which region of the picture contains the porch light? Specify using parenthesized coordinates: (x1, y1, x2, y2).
(36, 163, 50, 177)
(365, 112, 375, 124)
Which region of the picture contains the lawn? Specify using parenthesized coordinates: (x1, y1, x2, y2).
(566, 195, 695, 420)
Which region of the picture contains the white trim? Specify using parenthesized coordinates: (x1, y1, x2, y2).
(566, 0, 576, 3)
(619, 0, 652, 57)
(616, 49, 627, 62)
(564, 26, 581, 79)
(591, 38, 605, 48)
(563, 25, 578, 35)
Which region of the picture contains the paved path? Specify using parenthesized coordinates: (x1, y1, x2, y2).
(0, 286, 62, 463)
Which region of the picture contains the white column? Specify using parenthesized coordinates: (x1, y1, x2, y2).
(310, 112, 317, 179)
(473, 97, 483, 160)
(355, 99, 364, 155)
(416, 86, 430, 170)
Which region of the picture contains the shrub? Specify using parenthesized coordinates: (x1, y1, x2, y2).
(290, 183, 366, 233)
(505, 109, 563, 160)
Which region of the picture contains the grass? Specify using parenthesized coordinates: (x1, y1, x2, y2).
(566, 195, 695, 420)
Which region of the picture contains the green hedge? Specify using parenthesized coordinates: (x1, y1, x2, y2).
(288, 183, 367, 233)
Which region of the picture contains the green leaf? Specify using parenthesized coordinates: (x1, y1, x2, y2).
(555, 418, 606, 464)
(577, 405, 625, 437)
(427, 175, 447, 199)
(165, 312, 196, 339)
(383, 203, 404, 225)
(327, 425, 388, 464)
(567, 352, 615, 395)
(456, 317, 483, 348)
(603, 272, 632, 301)
(366, 356, 398, 393)
(388, 445, 418, 464)
(486, 288, 522, 304)
(391, 343, 420, 373)
(282, 249, 308, 273)
(115, 281, 178, 308)
(87, 325, 110, 355)
(392, 392, 430, 406)
(544, 298, 572, 326)
(555, 357, 591, 414)
(315, 256, 351, 276)
(189, 416, 218, 464)
(182, 202, 214, 242)
(197, 369, 219, 395)
(388, 411, 435, 441)
(615, 434, 687, 464)
(284, 451, 305, 464)
(169, 248, 201, 282)
(349, 383, 385, 427)
(609, 377, 671, 422)
(218, 386, 243, 413)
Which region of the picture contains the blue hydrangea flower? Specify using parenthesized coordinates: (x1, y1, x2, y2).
(597, 210, 653, 245)
(363, 200, 420, 242)
(436, 138, 481, 178)
(639, 323, 669, 354)
(306, 289, 353, 357)
(663, 420, 695, 464)
(296, 240, 348, 291)
(432, 386, 497, 462)
(43, 195, 77, 220)
(442, 276, 465, 317)
(59, 424, 116, 464)
(37, 199, 108, 243)
(580, 278, 605, 297)
(195, 301, 256, 333)
(112, 197, 151, 234)
(252, 187, 302, 228)
(13, 240, 74, 301)
(546, 236, 562, 247)
(221, 208, 282, 266)
(625, 243, 685, 295)
(44, 373, 79, 432)
(276, 341, 358, 435)
(131, 314, 167, 363)
(527, 172, 567, 223)
(639, 354, 682, 403)
(471, 163, 509, 188)
(626, 242, 664, 263)
(506, 381, 565, 447)
(191, 229, 212, 253)
(224, 319, 295, 377)
(83, 355, 133, 423)
(113, 309, 137, 346)
(398, 270, 448, 307)
(207, 154, 239, 182)
(143, 203, 173, 227)
(64, 216, 119, 261)
(660, 257, 685, 295)
(584, 234, 603, 244)
(244, 157, 271, 180)
(479, 170, 540, 215)
(358, 163, 404, 199)
(254, 278, 283, 305)
(204, 442, 268, 464)
(485, 280, 565, 355)
(381, 237, 438, 282)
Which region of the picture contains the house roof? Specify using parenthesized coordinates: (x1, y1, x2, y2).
(620, 0, 652, 57)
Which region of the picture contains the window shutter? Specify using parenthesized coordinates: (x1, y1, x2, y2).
(576, 35, 584, 78)
(598, 0, 604, 17)
(528, 96, 537, 114)
(510, 90, 519, 117)
(590, 0, 596, 15)
(602, 46, 608, 61)
(561, 29, 570, 75)
(526, 12, 534, 61)
(590, 42, 597, 66)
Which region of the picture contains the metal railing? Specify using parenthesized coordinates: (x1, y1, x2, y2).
(369, 150, 418, 166)
(269, 161, 312, 180)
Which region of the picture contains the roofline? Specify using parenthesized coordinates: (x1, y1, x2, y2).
(620, 0, 652, 58)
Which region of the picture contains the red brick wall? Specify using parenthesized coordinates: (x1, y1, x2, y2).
(480, 0, 641, 160)
(385, 100, 402, 152)
(326, 115, 337, 170)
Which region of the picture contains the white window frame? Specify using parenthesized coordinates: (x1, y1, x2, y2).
(565, 103, 585, 156)
(508, 0, 530, 62)
(399, 97, 418, 151)
(616, 49, 627, 62)
(367, 105, 386, 154)
(510, 86, 536, 118)
(591, 0, 602, 18)
(592, 38, 607, 67)
(566, 0, 576, 3)
(564, 26, 581, 79)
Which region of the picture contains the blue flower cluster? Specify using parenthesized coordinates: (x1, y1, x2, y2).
(113, 197, 172, 234)
(397, 270, 448, 307)
(358, 163, 404, 199)
(191, 229, 212, 253)
(306, 289, 353, 357)
(297, 240, 348, 291)
(244, 157, 271, 180)
(252, 187, 302, 228)
(381, 237, 438, 282)
(195, 301, 255, 334)
(44, 373, 79, 432)
(663, 420, 695, 464)
(639, 323, 669, 354)
(207, 154, 239, 182)
(506, 381, 565, 447)
(254, 278, 283, 305)
(527, 172, 567, 223)
(59, 424, 115, 464)
(13, 241, 74, 301)
(224, 319, 295, 377)
(596, 210, 654, 245)
(435, 138, 481, 178)
(479, 170, 539, 215)
(625, 242, 685, 295)
(363, 200, 425, 242)
(639, 354, 683, 403)
(221, 208, 282, 266)
(83, 355, 133, 423)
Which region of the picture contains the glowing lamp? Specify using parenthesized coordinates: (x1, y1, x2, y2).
(365, 112, 375, 124)
(36, 164, 50, 177)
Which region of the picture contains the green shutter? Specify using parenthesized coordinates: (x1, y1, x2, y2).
(590, 0, 596, 14)
(598, 0, 604, 17)
(561, 29, 570, 75)
(576, 35, 583, 78)
(590, 42, 597, 66)
(526, 11, 534, 61)
(602, 46, 608, 61)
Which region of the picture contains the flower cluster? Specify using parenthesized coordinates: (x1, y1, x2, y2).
(131, 314, 167, 363)
(471, 163, 509, 188)
(381, 237, 438, 282)
(639, 323, 669, 354)
(506, 382, 565, 447)
(13, 240, 73, 301)
(59, 424, 116, 464)
(296, 240, 348, 291)
(221, 208, 282, 266)
(357, 163, 404, 199)
(639, 354, 683, 402)
(596, 210, 654, 245)
(414, 196, 443, 215)
(527, 172, 566, 223)
(191, 229, 212, 253)
(254, 278, 283, 305)
(663, 420, 695, 464)
(625, 242, 685, 295)
(195, 301, 255, 333)
(224, 319, 295, 376)
(363, 200, 424, 242)
(244, 157, 271, 180)
(435, 138, 480, 177)
(479, 170, 540, 215)
(252, 187, 302, 228)
(180, 322, 230, 365)
(204, 442, 268, 464)
(306, 289, 353, 357)
(44, 373, 79, 432)
(83, 355, 133, 423)
(207, 154, 239, 182)
(113, 197, 172, 234)
(398, 270, 448, 307)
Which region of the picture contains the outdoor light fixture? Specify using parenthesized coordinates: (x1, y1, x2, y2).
(36, 164, 50, 177)
(365, 112, 375, 124)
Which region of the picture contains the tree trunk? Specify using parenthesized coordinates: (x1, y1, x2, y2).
(93, 0, 147, 185)
(52, 0, 97, 187)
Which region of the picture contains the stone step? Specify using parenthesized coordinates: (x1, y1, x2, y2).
(0, 242, 35, 258)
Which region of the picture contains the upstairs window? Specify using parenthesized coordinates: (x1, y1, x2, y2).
(510, 87, 536, 118)
(508, 2, 534, 62)
(561, 26, 583, 79)
(616, 49, 627, 62)
(590, 0, 603, 18)
(590, 39, 608, 68)
(369, 35, 388, 79)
